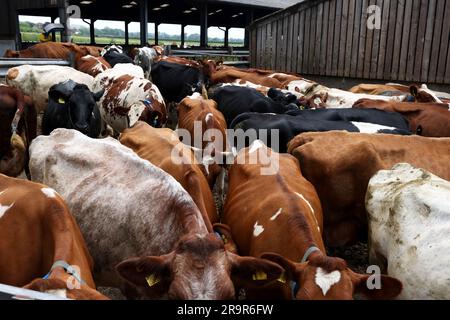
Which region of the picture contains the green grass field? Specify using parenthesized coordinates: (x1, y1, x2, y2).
(20, 32, 244, 47)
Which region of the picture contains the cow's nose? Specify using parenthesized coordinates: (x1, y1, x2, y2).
(76, 124, 90, 133)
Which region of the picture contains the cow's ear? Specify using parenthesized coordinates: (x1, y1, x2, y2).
(48, 87, 71, 104)
(349, 269, 402, 300)
(260, 253, 301, 282)
(213, 223, 239, 254)
(115, 254, 172, 290)
(229, 253, 284, 287)
(93, 89, 105, 102)
(410, 85, 419, 97)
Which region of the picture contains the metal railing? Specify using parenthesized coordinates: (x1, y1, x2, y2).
(0, 283, 71, 300)
(0, 58, 70, 77)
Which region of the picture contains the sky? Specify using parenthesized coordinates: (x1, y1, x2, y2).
(19, 15, 245, 39)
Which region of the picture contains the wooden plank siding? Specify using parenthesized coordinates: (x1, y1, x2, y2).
(249, 0, 450, 84)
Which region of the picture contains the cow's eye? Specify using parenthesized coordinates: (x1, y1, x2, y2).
(416, 126, 423, 135)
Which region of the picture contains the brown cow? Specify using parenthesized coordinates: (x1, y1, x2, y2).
(287, 131, 450, 247)
(4, 42, 86, 60)
(220, 141, 402, 300)
(0, 85, 37, 177)
(353, 99, 450, 137)
(75, 55, 111, 77)
(0, 174, 108, 300)
(177, 93, 229, 187)
(119, 121, 219, 227)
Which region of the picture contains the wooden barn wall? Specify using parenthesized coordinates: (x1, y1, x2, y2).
(249, 0, 450, 84)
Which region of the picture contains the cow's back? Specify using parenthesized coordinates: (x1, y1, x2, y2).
(288, 131, 450, 246)
(29, 129, 206, 286)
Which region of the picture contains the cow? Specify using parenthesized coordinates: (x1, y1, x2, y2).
(29, 129, 284, 300)
(410, 84, 450, 103)
(366, 163, 450, 299)
(101, 45, 134, 67)
(3, 42, 87, 59)
(93, 64, 167, 134)
(230, 110, 411, 153)
(6, 65, 94, 112)
(151, 60, 207, 103)
(0, 174, 108, 300)
(0, 85, 37, 178)
(203, 61, 301, 88)
(219, 140, 402, 300)
(177, 93, 229, 187)
(75, 55, 111, 77)
(210, 86, 298, 126)
(287, 131, 450, 247)
(42, 80, 104, 138)
(349, 83, 411, 96)
(131, 46, 164, 79)
(353, 99, 450, 137)
(119, 121, 219, 227)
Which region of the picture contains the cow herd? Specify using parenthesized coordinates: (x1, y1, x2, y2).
(1, 41, 450, 300)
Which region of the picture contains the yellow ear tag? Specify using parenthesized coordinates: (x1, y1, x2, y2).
(58, 98, 66, 104)
(145, 274, 161, 287)
(221, 234, 228, 244)
(252, 271, 267, 281)
(276, 272, 287, 284)
(154, 115, 159, 120)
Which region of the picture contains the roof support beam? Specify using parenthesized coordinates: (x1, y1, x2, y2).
(125, 21, 129, 46)
(244, 9, 254, 48)
(58, 0, 69, 42)
(140, 0, 148, 46)
(181, 24, 186, 48)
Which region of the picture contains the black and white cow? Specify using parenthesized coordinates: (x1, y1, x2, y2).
(101, 45, 134, 67)
(42, 80, 104, 138)
(150, 61, 206, 103)
(210, 86, 299, 127)
(230, 111, 411, 153)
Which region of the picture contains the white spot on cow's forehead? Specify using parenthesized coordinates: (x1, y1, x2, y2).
(45, 289, 67, 298)
(205, 113, 213, 122)
(0, 202, 14, 219)
(253, 221, 264, 237)
(270, 208, 283, 221)
(41, 188, 58, 198)
(188, 92, 202, 100)
(249, 140, 265, 153)
(315, 268, 341, 296)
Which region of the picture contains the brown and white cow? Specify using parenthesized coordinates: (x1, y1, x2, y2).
(93, 64, 166, 133)
(0, 85, 37, 177)
(410, 84, 450, 103)
(6, 65, 94, 112)
(0, 174, 108, 300)
(287, 131, 450, 247)
(76, 55, 111, 77)
(220, 140, 402, 300)
(353, 99, 450, 137)
(119, 121, 219, 227)
(29, 129, 284, 300)
(177, 93, 230, 187)
(4, 42, 86, 59)
(349, 83, 411, 96)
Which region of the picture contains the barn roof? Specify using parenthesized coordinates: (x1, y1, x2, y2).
(212, 0, 301, 9)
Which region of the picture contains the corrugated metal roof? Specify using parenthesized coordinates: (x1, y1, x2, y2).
(213, 0, 301, 9)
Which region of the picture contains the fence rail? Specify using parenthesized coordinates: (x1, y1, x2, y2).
(249, 0, 450, 84)
(0, 58, 71, 77)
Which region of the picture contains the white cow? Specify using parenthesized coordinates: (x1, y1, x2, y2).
(6, 65, 94, 112)
(366, 163, 450, 300)
(93, 64, 166, 133)
(29, 129, 284, 300)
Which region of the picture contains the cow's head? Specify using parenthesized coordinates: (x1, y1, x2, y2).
(24, 278, 109, 300)
(262, 253, 402, 300)
(410, 84, 443, 103)
(116, 233, 284, 300)
(49, 84, 104, 137)
(4, 49, 19, 58)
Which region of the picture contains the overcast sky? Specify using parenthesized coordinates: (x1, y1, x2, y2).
(19, 15, 245, 39)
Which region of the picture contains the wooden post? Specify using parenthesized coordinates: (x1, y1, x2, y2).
(90, 19, 95, 45)
(244, 9, 254, 48)
(224, 27, 229, 48)
(155, 23, 159, 45)
(140, 0, 148, 46)
(181, 24, 185, 48)
(200, 1, 208, 47)
(125, 21, 129, 46)
(58, 0, 69, 42)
